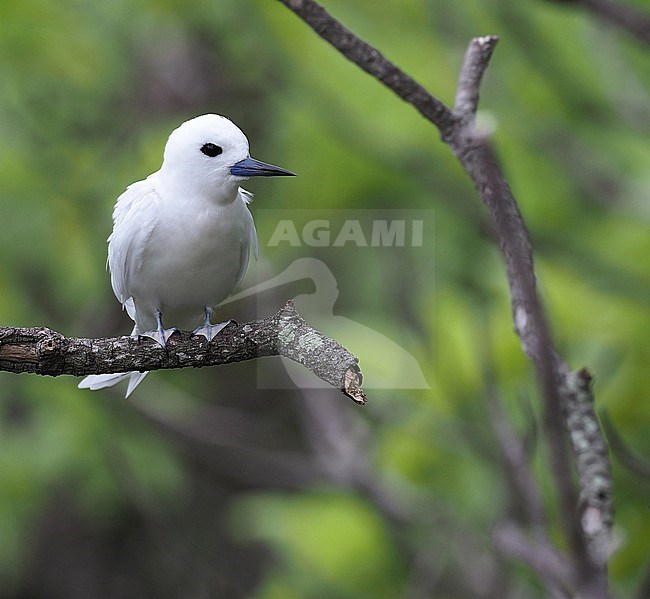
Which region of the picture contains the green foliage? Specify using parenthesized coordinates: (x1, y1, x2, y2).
(0, 0, 648, 596)
(232, 490, 405, 598)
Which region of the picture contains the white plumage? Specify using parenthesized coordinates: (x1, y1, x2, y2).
(79, 114, 294, 397)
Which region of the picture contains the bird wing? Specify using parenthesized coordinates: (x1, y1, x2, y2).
(233, 188, 259, 292)
(108, 178, 161, 314)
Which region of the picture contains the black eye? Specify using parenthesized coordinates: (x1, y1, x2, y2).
(200, 142, 223, 157)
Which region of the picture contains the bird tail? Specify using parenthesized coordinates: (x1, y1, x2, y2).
(78, 371, 149, 398)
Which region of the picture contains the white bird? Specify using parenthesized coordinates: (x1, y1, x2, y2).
(78, 114, 294, 397)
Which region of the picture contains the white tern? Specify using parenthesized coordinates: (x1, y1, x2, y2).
(78, 114, 294, 397)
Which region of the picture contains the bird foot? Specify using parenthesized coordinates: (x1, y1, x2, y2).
(140, 327, 177, 348)
(192, 319, 235, 342)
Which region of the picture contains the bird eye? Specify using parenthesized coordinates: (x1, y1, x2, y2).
(200, 142, 223, 157)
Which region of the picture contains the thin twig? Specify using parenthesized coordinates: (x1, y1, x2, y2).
(454, 35, 500, 122)
(277, 0, 456, 136)
(548, 0, 650, 46)
(487, 387, 548, 537)
(493, 522, 573, 597)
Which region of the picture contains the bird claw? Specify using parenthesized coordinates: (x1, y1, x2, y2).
(192, 319, 234, 342)
(140, 327, 177, 348)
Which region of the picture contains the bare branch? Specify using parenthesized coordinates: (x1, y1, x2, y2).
(0, 300, 366, 405)
(445, 131, 589, 576)
(493, 522, 573, 597)
(277, 0, 456, 136)
(487, 387, 548, 537)
(548, 0, 650, 47)
(276, 0, 613, 595)
(454, 35, 500, 121)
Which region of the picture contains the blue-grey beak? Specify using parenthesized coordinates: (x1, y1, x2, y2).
(230, 156, 296, 178)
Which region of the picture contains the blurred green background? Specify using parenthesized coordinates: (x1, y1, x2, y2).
(1, 0, 649, 597)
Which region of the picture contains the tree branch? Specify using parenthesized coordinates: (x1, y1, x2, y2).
(451, 133, 592, 578)
(547, 0, 650, 47)
(277, 0, 613, 595)
(0, 300, 366, 405)
(487, 387, 548, 537)
(493, 522, 573, 597)
(277, 0, 457, 136)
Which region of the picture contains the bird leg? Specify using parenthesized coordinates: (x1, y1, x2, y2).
(140, 309, 176, 348)
(193, 307, 234, 341)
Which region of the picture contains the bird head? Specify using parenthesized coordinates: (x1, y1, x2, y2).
(160, 114, 294, 203)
